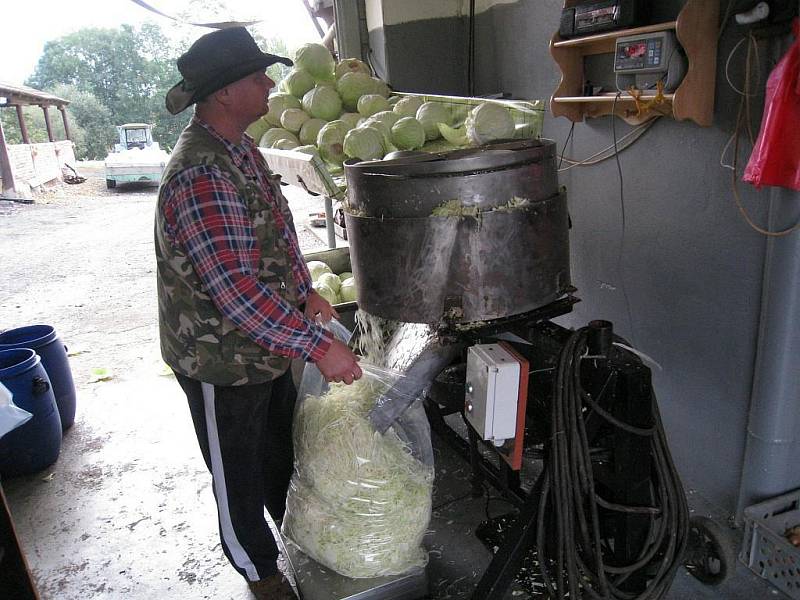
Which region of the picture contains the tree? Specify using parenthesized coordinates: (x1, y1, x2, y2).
(25, 20, 298, 155)
(27, 24, 190, 150)
(49, 84, 115, 160)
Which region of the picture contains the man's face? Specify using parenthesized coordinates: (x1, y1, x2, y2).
(226, 70, 276, 122)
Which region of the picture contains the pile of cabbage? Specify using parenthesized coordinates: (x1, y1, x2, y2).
(306, 260, 357, 305)
(247, 42, 521, 167)
(283, 374, 434, 578)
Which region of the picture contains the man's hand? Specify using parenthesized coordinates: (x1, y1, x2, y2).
(316, 339, 362, 385)
(305, 290, 339, 323)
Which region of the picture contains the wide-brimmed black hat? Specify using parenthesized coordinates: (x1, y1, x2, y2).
(165, 27, 293, 115)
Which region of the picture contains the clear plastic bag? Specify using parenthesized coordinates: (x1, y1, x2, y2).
(0, 382, 33, 440)
(283, 360, 434, 578)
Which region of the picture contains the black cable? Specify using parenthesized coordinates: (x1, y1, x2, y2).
(558, 122, 575, 170)
(535, 327, 689, 600)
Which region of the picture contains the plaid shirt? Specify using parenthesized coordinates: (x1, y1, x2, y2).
(160, 117, 331, 362)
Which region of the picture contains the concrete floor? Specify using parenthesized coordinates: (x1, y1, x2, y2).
(0, 174, 783, 599)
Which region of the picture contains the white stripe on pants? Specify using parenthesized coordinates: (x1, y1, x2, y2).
(201, 382, 259, 582)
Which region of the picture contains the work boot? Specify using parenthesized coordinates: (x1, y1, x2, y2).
(247, 573, 296, 599)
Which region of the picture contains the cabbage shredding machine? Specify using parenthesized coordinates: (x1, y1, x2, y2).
(330, 139, 735, 600)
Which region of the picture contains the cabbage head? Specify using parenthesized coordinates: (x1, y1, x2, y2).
(246, 117, 272, 142)
(313, 282, 338, 305)
(416, 102, 451, 141)
(361, 119, 396, 154)
(280, 108, 310, 133)
(343, 127, 385, 161)
(336, 72, 376, 111)
(294, 43, 335, 82)
(393, 96, 425, 118)
(302, 86, 343, 121)
(317, 120, 351, 166)
(391, 117, 426, 151)
(372, 78, 391, 98)
(357, 94, 390, 117)
(465, 102, 515, 145)
(260, 128, 298, 148)
(339, 277, 357, 303)
(335, 58, 371, 80)
(282, 68, 316, 98)
(266, 93, 302, 126)
(273, 138, 300, 150)
(369, 110, 400, 129)
(317, 272, 341, 293)
(339, 112, 362, 129)
(307, 260, 333, 282)
(299, 118, 327, 145)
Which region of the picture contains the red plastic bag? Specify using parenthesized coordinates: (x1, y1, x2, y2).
(743, 19, 800, 191)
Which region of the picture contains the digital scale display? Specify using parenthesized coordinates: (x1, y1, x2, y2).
(614, 37, 664, 71)
(619, 41, 647, 59)
(613, 30, 685, 91)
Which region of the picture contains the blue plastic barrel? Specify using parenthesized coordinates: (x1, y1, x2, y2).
(0, 325, 76, 430)
(0, 348, 62, 476)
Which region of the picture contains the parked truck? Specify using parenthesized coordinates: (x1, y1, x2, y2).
(103, 123, 169, 189)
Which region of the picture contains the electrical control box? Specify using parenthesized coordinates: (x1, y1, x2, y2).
(614, 30, 687, 92)
(464, 343, 522, 446)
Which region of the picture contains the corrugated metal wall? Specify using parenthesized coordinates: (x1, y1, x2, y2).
(355, 0, 800, 517)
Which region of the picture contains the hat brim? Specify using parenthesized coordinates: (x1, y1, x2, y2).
(165, 52, 293, 115)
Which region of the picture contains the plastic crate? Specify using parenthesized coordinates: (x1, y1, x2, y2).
(741, 489, 800, 599)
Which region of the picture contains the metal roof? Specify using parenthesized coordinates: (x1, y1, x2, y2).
(0, 82, 70, 107)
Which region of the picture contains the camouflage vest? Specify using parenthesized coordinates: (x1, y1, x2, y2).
(155, 120, 301, 386)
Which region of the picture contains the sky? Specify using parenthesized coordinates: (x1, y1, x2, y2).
(0, 0, 326, 86)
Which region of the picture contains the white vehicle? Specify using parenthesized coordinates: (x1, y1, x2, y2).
(104, 123, 169, 188)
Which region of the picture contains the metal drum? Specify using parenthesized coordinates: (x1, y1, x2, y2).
(344, 139, 571, 324)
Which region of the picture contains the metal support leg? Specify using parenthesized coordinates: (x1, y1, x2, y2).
(471, 475, 544, 599)
(324, 195, 336, 249)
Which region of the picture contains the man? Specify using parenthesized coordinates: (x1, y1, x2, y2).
(155, 27, 362, 600)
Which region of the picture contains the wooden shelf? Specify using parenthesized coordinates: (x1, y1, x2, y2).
(549, 0, 718, 126)
(553, 21, 677, 52)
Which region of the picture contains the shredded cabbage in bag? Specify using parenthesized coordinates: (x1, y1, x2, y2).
(283, 376, 433, 578)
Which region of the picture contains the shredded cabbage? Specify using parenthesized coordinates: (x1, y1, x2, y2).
(283, 377, 433, 578)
